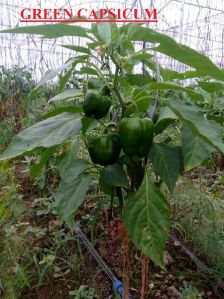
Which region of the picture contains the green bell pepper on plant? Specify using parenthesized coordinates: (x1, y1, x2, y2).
(119, 117, 154, 158)
(87, 132, 121, 166)
(83, 89, 111, 119)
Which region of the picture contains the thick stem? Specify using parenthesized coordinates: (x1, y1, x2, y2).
(123, 228, 131, 299)
(140, 254, 149, 299)
(110, 54, 125, 115)
(113, 65, 125, 107)
(109, 190, 114, 221)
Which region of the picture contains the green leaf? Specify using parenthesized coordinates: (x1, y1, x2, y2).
(60, 159, 90, 183)
(55, 176, 92, 226)
(0, 113, 82, 160)
(58, 62, 77, 93)
(80, 67, 99, 76)
(37, 60, 74, 88)
(155, 106, 177, 134)
(123, 74, 153, 86)
(62, 45, 91, 54)
(198, 81, 224, 93)
(100, 164, 129, 188)
(97, 23, 111, 44)
(181, 126, 215, 170)
(214, 97, 224, 113)
(125, 88, 152, 116)
(42, 106, 83, 120)
(150, 143, 183, 193)
(99, 175, 113, 196)
(56, 139, 80, 173)
(29, 146, 57, 178)
(129, 53, 153, 62)
(166, 100, 224, 153)
(48, 89, 84, 103)
(146, 82, 204, 101)
(160, 68, 202, 81)
(123, 171, 170, 268)
(1, 24, 90, 39)
(81, 117, 99, 135)
(128, 25, 224, 80)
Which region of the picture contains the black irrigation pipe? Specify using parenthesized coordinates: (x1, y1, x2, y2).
(48, 186, 224, 293)
(48, 187, 134, 298)
(170, 233, 224, 290)
(74, 226, 134, 299)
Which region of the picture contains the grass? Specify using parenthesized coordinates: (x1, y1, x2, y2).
(171, 174, 224, 283)
(0, 161, 29, 299)
(0, 117, 16, 149)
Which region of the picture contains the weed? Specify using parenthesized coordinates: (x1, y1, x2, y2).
(171, 176, 224, 283)
(180, 281, 204, 299)
(69, 285, 98, 299)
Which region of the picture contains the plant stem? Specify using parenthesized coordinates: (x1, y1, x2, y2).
(110, 54, 125, 111)
(81, 61, 110, 87)
(113, 65, 125, 107)
(123, 228, 131, 299)
(109, 190, 114, 220)
(141, 254, 149, 299)
(210, 92, 217, 111)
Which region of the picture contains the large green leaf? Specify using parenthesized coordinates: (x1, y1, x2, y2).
(55, 176, 92, 226)
(58, 61, 77, 92)
(146, 82, 204, 101)
(166, 100, 224, 153)
(48, 89, 84, 103)
(100, 164, 129, 188)
(36, 60, 74, 88)
(181, 127, 215, 170)
(155, 106, 177, 134)
(1, 24, 90, 39)
(123, 171, 170, 268)
(125, 88, 153, 116)
(42, 106, 83, 120)
(59, 159, 90, 184)
(81, 117, 99, 135)
(198, 81, 224, 93)
(56, 139, 80, 173)
(62, 45, 91, 54)
(97, 23, 111, 44)
(160, 68, 203, 81)
(128, 25, 224, 81)
(122, 74, 153, 87)
(0, 113, 82, 160)
(29, 146, 58, 178)
(80, 66, 99, 76)
(150, 143, 183, 193)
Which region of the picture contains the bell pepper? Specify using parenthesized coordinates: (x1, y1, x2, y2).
(83, 89, 111, 119)
(87, 132, 121, 166)
(119, 117, 154, 158)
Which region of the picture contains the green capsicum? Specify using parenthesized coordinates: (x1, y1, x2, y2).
(87, 132, 121, 166)
(83, 89, 111, 119)
(119, 117, 154, 158)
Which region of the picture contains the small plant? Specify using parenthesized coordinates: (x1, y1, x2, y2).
(69, 285, 98, 299)
(180, 281, 204, 299)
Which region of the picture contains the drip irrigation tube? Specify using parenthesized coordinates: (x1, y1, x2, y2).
(170, 233, 224, 290)
(47, 186, 134, 298)
(48, 186, 224, 294)
(74, 226, 134, 299)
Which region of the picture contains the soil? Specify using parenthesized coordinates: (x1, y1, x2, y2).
(11, 162, 224, 299)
